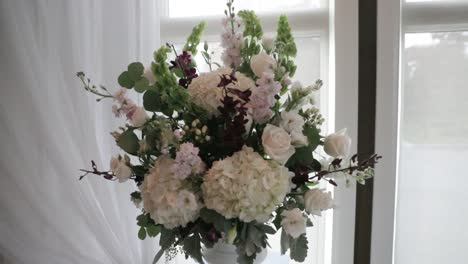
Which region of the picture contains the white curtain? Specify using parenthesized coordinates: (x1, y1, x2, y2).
(0, 0, 160, 263)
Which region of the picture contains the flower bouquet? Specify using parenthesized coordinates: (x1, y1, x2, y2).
(77, 1, 380, 263)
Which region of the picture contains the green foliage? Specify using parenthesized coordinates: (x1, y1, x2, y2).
(184, 22, 206, 56)
(303, 124, 321, 151)
(275, 15, 298, 79)
(183, 234, 204, 264)
(276, 15, 297, 57)
(280, 231, 309, 262)
(290, 234, 308, 262)
(152, 227, 177, 264)
(118, 62, 145, 89)
(117, 130, 140, 155)
(151, 46, 189, 114)
(199, 208, 233, 233)
(138, 227, 147, 240)
(143, 90, 162, 112)
(134, 78, 149, 93)
(238, 10, 263, 39)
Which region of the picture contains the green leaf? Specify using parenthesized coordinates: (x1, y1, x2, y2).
(280, 229, 290, 255)
(303, 125, 321, 150)
(138, 227, 147, 240)
(143, 90, 162, 112)
(183, 234, 204, 264)
(184, 21, 206, 55)
(137, 213, 149, 227)
(273, 208, 283, 230)
(147, 225, 161, 237)
(117, 130, 139, 155)
(259, 224, 276, 235)
(118, 71, 134, 88)
(134, 78, 149, 93)
(290, 234, 308, 262)
(200, 208, 232, 233)
(159, 227, 176, 248)
(128, 62, 144, 81)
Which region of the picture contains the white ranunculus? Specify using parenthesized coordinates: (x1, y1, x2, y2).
(304, 188, 334, 216)
(290, 130, 309, 147)
(143, 67, 156, 85)
(281, 208, 307, 239)
(262, 124, 295, 164)
(129, 107, 149, 127)
(262, 36, 275, 50)
(323, 128, 352, 158)
(280, 111, 305, 133)
(110, 156, 132, 182)
(250, 52, 276, 77)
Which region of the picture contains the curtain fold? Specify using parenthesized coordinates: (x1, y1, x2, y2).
(0, 1, 160, 263)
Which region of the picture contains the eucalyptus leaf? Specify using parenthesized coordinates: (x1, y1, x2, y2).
(117, 130, 139, 155)
(134, 78, 149, 93)
(147, 225, 161, 237)
(280, 229, 290, 255)
(128, 62, 144, 81)
(143, 90, 162, 112)
(118, 71, 134, 88)
(138, 227, 147, 240)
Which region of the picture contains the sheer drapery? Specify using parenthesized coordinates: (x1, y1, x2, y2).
(0, 1, 160, 263)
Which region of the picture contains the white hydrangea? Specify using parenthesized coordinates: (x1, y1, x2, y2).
(188, 67, 255, 116)
(141, 156, 202, 229)
(202, 146, 293, 223)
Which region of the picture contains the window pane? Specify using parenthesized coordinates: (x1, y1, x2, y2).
(169, 0, 321, 18)
(396, 31, 468, 263)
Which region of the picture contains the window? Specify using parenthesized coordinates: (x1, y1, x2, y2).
(395, 1, 468, 263)
(374, 0, 468, 263)
(160, 1, 360, 263)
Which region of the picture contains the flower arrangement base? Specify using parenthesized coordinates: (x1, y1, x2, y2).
(203, 242, 267, 264)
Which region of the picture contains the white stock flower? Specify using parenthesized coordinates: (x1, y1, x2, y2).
(141, 156, 202, 229)
(323, 128, 352, 158)
(250, 52, 276, 77)
(262, 124, 295, 164)
(188, 67, 254, 116)
(281, 208, 307, 239)
(129, 107, 149, 127)
(304, 188, 334, 216)
(110, 156, 132, 182)
(202, 146, 293, 223)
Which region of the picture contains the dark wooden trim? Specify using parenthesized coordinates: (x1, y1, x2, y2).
(354, 0, 377, 263)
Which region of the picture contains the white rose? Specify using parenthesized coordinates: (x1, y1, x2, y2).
(130, 107, 149, 127)
(143, 67, 156, 85)
(323, 128, 351, 158)
(304, 188, 334, 216)
(262, 36, 275, 50)
(250, 52, 276, 77)
(262, 124, 295, 164)
(110, 156, 132, 182)
(281, 208, 307, 239)
(290, 131, 309, 147)
(280, 111, 305, 133)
